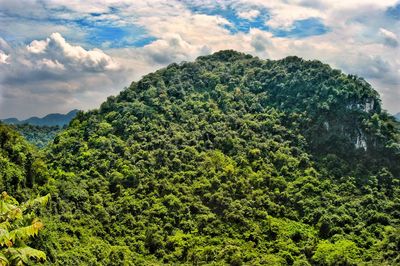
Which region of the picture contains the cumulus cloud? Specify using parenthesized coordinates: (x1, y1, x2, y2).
(141, 34, 211, 65)
(26, 33, 119, 71)
(0, 33, 127, 118)
(27, 40, 47, 54)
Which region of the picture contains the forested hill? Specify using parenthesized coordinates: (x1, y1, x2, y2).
(8, 50, 400, 265)
(10, 124, 62, 148)
(0, 124, 49, 200)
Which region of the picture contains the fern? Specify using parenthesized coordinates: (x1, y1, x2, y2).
(8, 220, 44, 243)
(7, 246, 46, 265)
(20, 194, 50, 212)
(0, 192, 49, 265)
(0, 252, 9, 266)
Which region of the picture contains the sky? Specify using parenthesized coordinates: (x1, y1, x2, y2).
(0, 0, 399, 119)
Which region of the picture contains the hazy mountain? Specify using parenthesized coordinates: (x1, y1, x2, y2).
(395, 112, 400, 121)
(2, 109, 79, 126)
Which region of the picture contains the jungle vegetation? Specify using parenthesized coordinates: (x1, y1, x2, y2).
(1, 50, 399, 265)
(10, 125, 62, 148)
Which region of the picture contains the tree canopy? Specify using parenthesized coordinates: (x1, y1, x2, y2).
(1, 51, 400, 265)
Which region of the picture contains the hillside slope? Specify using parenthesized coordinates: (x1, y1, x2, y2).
(36, 51, 400, 265)
(10, 124, 62, 148)
(0, 123, 49, 199)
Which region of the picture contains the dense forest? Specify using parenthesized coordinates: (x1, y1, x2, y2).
(1, 50, 399, 265)
(0, 124, 49, 199)
(9, 124, 62, 148)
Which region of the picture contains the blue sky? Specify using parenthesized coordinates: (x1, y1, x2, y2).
(76, 21, 156, 48)
(186, 2, 328, 37)
(0, 0, 399, 118)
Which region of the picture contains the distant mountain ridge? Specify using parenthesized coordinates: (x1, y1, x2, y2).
(2, 109, 79, 126)
(395, 112, 400, 121)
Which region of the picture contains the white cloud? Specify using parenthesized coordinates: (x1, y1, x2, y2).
(0, 50, 9, 64)
(379, 28, 399, 47)
(237, 9, 260, 20)
(140, 34, 211, 64)
(26, 33, 119, 71)
(0, 32, 127, 118)
(37, 58, 65, 71)
(136, 13, 232, 44)
(27, 40, 48, 54)
(266, 5, 324, 29)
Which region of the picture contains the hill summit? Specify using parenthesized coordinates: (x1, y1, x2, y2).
(8, 50, 400, 265)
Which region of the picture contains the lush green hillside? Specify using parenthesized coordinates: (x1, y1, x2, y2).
(2, 51, 399, 265)
(25, 51, 398, 265)
(10, 124, 62, 148)
(0, 123, 49, 200)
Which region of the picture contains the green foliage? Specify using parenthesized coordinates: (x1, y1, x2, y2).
(2, 51, 400, 265)
(0, 124, 49, 199)
(10, 124, 62, 148)
(312, 239, 360, 265)
(0, 192, 49, 265)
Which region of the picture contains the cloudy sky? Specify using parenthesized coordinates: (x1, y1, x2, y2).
(0, 0, 399, 119)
